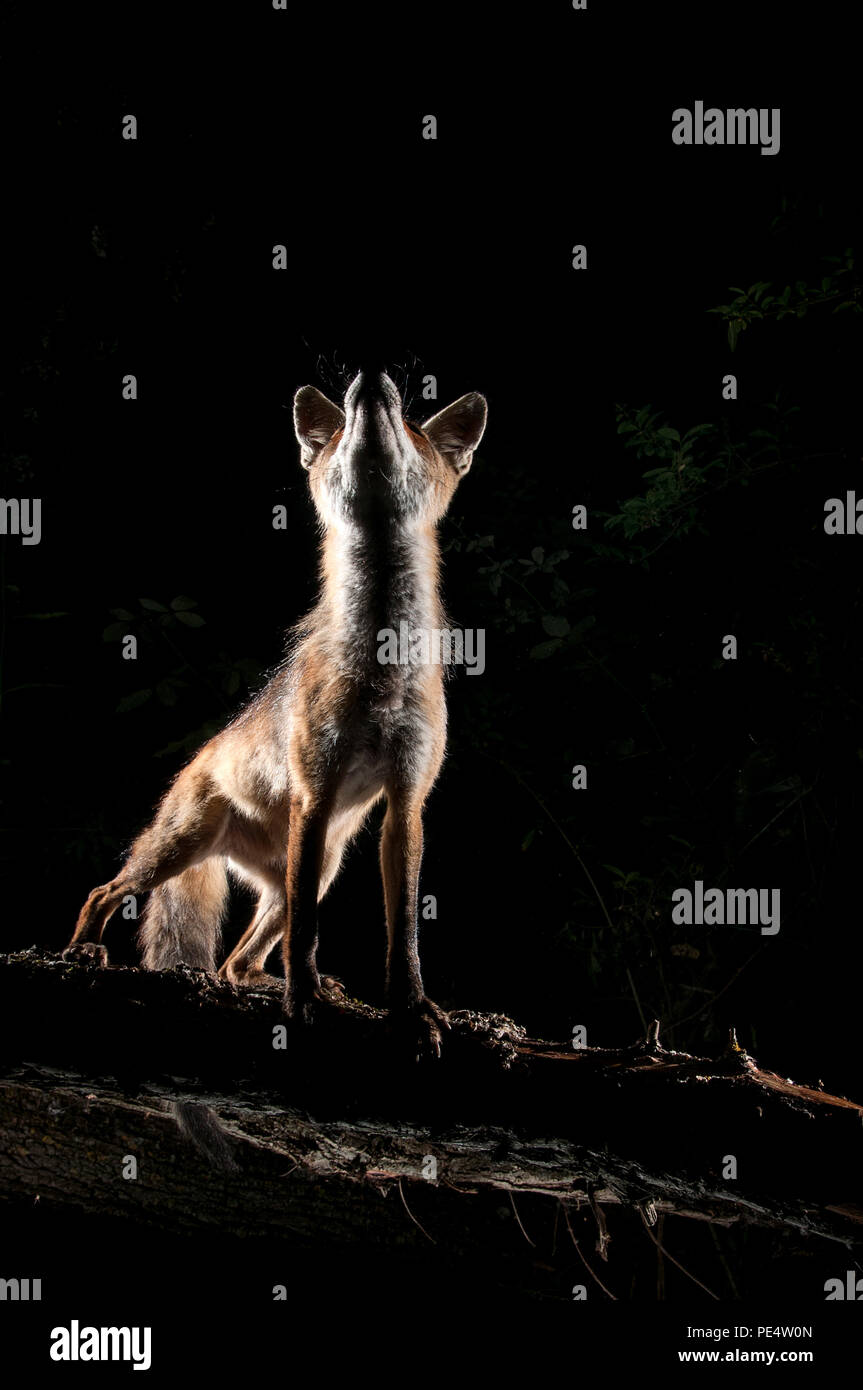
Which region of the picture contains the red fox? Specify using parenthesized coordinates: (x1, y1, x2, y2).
(64, 368, 487, 1053)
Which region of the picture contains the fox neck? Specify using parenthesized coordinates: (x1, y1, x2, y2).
(320, 518, 443, 667)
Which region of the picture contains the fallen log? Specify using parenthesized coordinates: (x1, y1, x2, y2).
(0, 946, 860, 1294)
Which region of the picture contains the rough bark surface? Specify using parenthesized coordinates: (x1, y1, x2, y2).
(1, 947, 861, 1286)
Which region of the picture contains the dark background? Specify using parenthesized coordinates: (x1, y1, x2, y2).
(1, 2, 861, 1338)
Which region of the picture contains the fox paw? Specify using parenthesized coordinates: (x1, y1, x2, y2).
(218, 965, 283, 992)
(62, 942, 109, 968)
(284, 986, 345, 1028)
(389, 996, 451, 1060)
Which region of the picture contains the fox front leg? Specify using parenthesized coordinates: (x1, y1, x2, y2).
(281, 801, 343, 1025)
(379, 796, 450, 1058)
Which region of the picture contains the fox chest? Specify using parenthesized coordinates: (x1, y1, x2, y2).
(330, 698, 444, 810)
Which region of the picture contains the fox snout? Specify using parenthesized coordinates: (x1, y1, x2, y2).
(343, 367, 401, 414)
(341, 369, 408, 465)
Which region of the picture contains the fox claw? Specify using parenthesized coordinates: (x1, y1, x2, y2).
(62, 942, 109, 968)
(285, 986, 345, 1027)
(218, 966, 283, 992)
(390, 997, 450, 1060)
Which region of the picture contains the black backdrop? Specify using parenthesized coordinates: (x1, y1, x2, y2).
(1, 2, 861, 1358)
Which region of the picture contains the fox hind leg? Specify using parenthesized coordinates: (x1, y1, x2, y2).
(64, 781, 228, 968)
(218, 883, 287, 990)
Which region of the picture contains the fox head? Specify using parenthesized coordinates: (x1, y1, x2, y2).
(293, 369, 486, 529)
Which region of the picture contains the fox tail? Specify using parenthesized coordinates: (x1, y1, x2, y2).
(137, 858, 228, 971)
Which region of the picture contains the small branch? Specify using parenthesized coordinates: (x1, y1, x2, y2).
(563, 1205, 617, 1301)
(398, 1178, 436, 1245)
(639, 1205, 719, 1300)
(509, 1190, 536, 1247)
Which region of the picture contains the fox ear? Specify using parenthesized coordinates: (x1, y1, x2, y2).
(422, 392, 487, 476)
(294, 386, 345, 468)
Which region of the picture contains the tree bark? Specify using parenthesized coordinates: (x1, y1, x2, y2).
(1, 946, 861, 1287)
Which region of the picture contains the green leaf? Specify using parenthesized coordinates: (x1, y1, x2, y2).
(531, 547, 545, 565)
(657, 427, 680, 442)
(139, 598, 167, 612)
(155, 680, 178, 706)
(155, 720, 221, 757)
(175, 611, 206, 628)
(116, 689, 152, 712)
(529, 639, 562, 660)
(109, 607, 134, 621)
(170, 595, 198, 611)
(541, 614, 571, 638)
(102, 622, 129, 642)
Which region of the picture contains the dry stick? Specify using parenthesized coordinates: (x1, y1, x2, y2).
(798, 798, 819, 898)
(625, 967, 648, 1035)
(551, 1200, 561, 1259)
(479, 750, 649, 1024)
(509, 1190, 536, 1247)
(638, 1207, 719, 1300)
(673, 947, 764, 1029)
(590, 1195, 611, 1262)
(656, 1213, 666, 1301)
(738, 785, 813, 857)
(708, 1224, 740, 1299)
(474, 652, 649, 1028)
(398, 1178, 436, 1245)
(441, 1178, 478, 1196)
(562, 1205, 618, 1301)
(479, 751, 615, 933)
